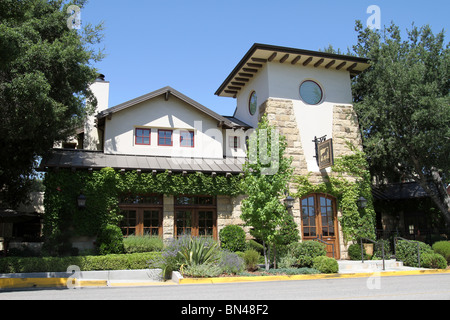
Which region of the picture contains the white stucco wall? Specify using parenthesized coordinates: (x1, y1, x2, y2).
(234, 61, 354, 172)
(103, 94, 225, 159)
(85, 80, 110, 150)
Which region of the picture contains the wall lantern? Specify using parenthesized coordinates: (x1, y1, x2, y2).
(284, 196, 295, 209)
(357, 196, 367, 209)
(77, 193, 87, 209)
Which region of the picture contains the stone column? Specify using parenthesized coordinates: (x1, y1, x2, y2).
(163, 195, 174, 241)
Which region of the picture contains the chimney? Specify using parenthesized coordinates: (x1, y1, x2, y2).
(84, 74, 110, 150)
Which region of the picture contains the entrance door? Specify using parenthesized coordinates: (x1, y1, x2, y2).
(301, 194, 339, 258)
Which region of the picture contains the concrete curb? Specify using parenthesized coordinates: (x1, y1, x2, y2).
(177, 269, 450, 285)
(1, 269, 449, 290)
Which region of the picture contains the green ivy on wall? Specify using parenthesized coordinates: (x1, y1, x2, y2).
(43, 168, 243, 253)
(294, 143, 376, 242)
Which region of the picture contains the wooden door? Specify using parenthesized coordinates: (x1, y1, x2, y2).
(301, 194, 339, 258)
(175, 209, 217, 239)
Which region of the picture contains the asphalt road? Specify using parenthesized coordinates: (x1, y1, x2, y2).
(1, 274, 449, 302)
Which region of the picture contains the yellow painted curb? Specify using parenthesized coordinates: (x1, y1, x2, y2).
(0, 278, 68, 289)
(0, 278, 108, 289)
(178, 269, 450, 285)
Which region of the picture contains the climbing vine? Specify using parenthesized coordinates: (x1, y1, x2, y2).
(294, 142, 376, 242)
(43, 168, 243, 253)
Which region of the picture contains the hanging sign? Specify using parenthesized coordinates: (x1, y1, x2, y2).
(317, 138, 334, 170)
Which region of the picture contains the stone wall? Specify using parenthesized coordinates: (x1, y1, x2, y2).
(256, 98, 364, 259)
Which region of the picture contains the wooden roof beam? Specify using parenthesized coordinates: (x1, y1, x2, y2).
(336, 61, 347, 70)
(247, 63, 263, 68)
(280, 54, 289, 63)
(291, 55, 301, 65)
(325, 60, 336, 69)
(346, 62, 358, 72)
(314, 58, 324, 68)
(268, 52, 277, 62)
(303, 57, 313, 66)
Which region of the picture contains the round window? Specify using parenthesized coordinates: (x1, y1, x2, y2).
(299, 80, 323, 105)
(249, 91, 257, 115)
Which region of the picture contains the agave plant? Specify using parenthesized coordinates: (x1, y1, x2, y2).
(176, 236, 219, 267)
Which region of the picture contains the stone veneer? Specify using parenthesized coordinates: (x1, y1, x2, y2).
(258, 98, 364, 259)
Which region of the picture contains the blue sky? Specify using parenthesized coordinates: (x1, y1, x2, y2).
(81, 0, 449, 117)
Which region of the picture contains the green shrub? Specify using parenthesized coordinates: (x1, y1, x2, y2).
(432, 241, 450, 264)
(123, 235, 164, 253)
(420, 252, 448, 269)
(0, 252, 161, 273)
(219, 225, 246, 252)
(312, 256, 339, 274)
(96, 224, 124, 255)
(219, 251, 245, 274)
(263, 268, 320, 275)
(395, 240, 433, 267)
(182, 263, 223, 278)
(287, 241, 326, 268)
(246, 239, 264, 255)
(243, 249, 260, 271)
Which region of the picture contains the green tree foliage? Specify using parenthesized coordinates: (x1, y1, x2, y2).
(240, 115, 293, 270)
(0, 0, 104, 208)
(351, 21, 450, 223)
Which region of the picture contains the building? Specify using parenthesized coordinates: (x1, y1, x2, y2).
(40, 44, 370, 258)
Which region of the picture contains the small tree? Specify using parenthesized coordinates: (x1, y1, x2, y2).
(240, 115, 293, 270)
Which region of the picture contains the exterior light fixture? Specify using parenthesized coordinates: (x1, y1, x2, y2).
(77, 193, 87, 209)
(357, 196, 367, 209)
(284, 195, 295, 209)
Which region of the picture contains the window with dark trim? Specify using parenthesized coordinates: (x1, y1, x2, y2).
(229, 136, 240, 152)
(180, 130, 194, 148)
(135, 128, 151, 145)
(119, 194, 163, 237)
(158, 129, 173, 146)
(174, 195, 217, 239)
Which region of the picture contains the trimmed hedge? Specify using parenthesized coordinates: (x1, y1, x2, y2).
(0, 252, 161, 274)
(219, 225, 246, 252)
(312, 256, 339, 274)
(432, 241, 450, 264)
(395, 240, 433, 268)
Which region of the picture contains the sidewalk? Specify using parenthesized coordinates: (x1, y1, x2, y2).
(1, 265, 449, 290)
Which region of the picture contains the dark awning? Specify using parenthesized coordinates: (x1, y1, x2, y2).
(39, 149, 245, 174)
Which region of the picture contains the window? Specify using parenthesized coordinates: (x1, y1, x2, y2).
(119, 194, 163, 237)
(135, 128, 151, 145)
(158, 129, 173, 146)
(249, 91, 257, 115)
(229, 136, 240, 152)
(180, 130, 194, 148)
(299, 80, 323, 105)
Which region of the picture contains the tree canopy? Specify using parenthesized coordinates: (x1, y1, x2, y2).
(0, 0, 103, 207)
(351, 21, 450, 223)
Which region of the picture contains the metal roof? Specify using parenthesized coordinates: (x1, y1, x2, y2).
(39, 149, 245, 174)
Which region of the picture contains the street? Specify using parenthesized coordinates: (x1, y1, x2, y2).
(1, 274, 449, 301)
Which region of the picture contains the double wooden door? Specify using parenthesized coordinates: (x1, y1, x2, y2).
(175, 209, 217, 239)
(301, 194, 340, 258)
